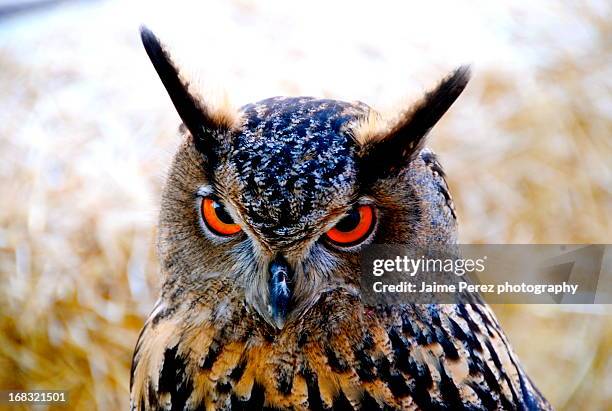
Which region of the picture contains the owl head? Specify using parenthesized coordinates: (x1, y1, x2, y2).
(141, 27, 470, 329)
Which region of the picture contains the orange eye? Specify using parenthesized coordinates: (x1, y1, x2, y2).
(201, 197, 241, 236)
(325, 205, 375, 246)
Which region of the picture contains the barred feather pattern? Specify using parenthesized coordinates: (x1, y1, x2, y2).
(131, 286, 551, 410)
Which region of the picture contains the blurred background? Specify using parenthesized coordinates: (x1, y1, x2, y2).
(0, 0, 610, 409)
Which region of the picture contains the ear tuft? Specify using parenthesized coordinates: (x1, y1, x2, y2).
(351, 109, 386, 146)
(355, 66, 471, 181)
(139, 26, 241, 150)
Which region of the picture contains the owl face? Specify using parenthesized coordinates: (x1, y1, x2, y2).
(142, 27, 469, 329)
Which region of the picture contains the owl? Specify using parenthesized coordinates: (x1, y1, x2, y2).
(130, 27, 552, 411)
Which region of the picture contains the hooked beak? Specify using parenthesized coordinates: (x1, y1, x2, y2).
(268, 255, 294, 329)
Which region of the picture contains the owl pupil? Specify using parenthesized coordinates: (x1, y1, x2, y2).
(213, 202, 234, 224)
(335, 209, 360, 232)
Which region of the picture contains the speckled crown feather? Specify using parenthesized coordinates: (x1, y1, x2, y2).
(224, 97, 370, 246)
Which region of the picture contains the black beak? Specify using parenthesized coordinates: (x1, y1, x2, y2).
(268, 255, 294, 327)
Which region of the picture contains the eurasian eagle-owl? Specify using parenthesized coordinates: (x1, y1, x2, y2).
(130, 27, 551, 411)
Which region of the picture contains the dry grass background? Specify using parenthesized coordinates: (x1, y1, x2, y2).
(0, 1, 610, 410)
